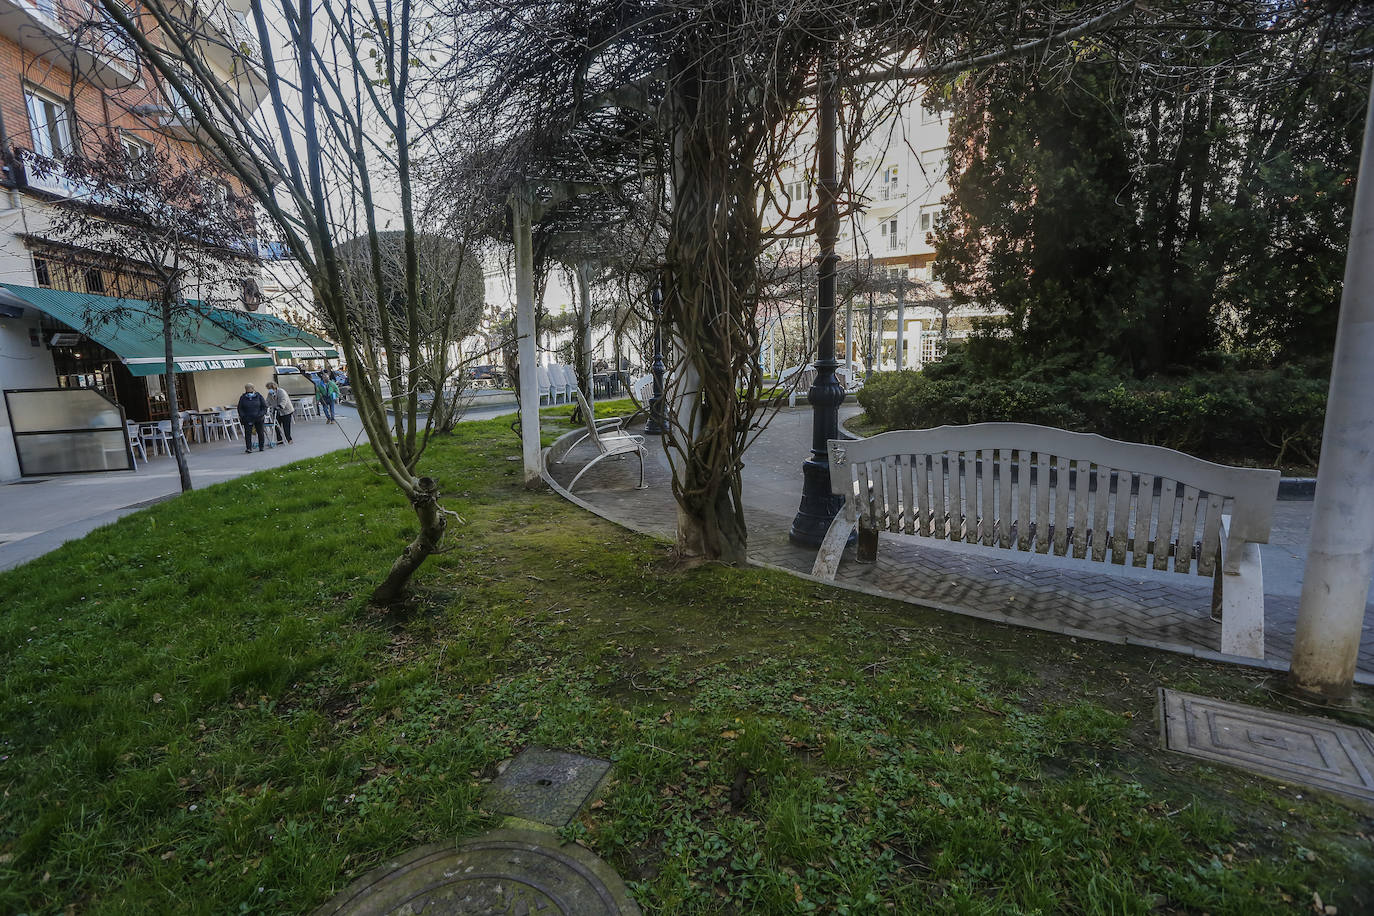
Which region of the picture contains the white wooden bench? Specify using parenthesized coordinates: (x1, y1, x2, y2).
(811, 424, 1280, 659)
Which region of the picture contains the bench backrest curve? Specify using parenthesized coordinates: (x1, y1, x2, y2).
(826, 423, 1279, 577)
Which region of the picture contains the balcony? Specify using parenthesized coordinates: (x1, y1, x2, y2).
(0, 0, 139, 89)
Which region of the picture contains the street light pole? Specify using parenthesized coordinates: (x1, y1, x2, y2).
(790, 60, 846, 547)
(645, 278, 667, 435)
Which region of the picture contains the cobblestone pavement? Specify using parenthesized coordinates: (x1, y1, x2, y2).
(547, 407, 1374, 678)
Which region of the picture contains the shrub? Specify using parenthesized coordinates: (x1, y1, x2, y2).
(856, 361, 1326, 470)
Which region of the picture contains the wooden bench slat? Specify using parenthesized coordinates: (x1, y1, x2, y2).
(1053, 454, 1071, 556)
(1072, 459, 1091, 559)
(885, 457, 901, 533)
(1035, 451, 1051, 553)
(933, 451, 948, 539)
(1132, 473, 1154, 568)
(1154, 479, 1178, 571)
(1005, 447, 1016, 549)
(916, 454, 932, 537)
(981, 449, 996, 547)
(962, 451, 977, 545)
(1176, 484, 1200, 574)
(1091, 467, 1110, 563)
(900, 455, 915, 535)
(1197, 492, 1225, 578)
(1017, 450, 1033, 551)
(1112, 470, 1133, 565)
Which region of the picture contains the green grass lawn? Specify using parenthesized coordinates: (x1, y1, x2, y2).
(1, 404, 1370, 914)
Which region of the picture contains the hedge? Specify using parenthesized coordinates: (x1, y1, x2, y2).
(855, 359, 1326, 470)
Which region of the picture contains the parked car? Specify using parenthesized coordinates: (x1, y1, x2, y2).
(273, 366, 318, 399)
(468, 365, 508, 388)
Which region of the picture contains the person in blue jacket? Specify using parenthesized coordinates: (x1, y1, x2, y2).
(237, 384, 268, 453)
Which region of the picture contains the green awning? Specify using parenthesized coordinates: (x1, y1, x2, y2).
(207, 307, 339, 361)
(0, 284, 277, 376)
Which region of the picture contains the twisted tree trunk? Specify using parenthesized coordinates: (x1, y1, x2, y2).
(371, 476, 445, 605)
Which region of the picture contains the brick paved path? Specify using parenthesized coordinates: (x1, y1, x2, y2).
(547, 408, 1374, 678)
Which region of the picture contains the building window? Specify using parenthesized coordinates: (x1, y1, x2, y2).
(121, 133, 154, 179)
(882, 218, 898, 250)
(85, 268, 106, 295)
(34, 257, 51, 287)
(919, 148, 946, 179)
(881, 166, 899, 199)
(920, 205, 945, 234)
(24, 87, 74, 159)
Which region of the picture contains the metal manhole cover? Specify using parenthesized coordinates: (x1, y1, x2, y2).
(1159, 688, 1374, 803)
(312, 830, 640, 915)
(482, 746, 612, 827)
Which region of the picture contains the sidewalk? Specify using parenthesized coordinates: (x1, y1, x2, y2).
(0, 401, 517, 572)
(547, 405, 1374, 679)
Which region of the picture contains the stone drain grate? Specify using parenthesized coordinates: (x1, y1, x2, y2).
(1158, 688, 1374, 803)
(482, 745, 613, 827)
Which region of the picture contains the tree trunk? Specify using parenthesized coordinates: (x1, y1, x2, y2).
(162, 296, 193, 493)
(370, 476, 446, 604)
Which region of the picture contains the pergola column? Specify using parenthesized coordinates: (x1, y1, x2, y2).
(1289, 75, 1374, 699)
(511, 191, 542, 486)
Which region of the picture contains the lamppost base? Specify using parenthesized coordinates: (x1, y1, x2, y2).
(644, 397, 665, 435)
(789, 456, 844, 548)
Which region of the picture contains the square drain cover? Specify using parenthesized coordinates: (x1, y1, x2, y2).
(483, 746, 612, 826)
(1159, 688, 1374, 803)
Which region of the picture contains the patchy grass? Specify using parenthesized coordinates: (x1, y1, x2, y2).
(1, 403, 1370, 915)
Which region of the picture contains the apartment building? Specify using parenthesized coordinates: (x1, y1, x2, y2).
(770, 97, 994, 371)
(0, 0, 331, 479)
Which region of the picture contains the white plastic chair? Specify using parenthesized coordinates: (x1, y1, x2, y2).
(536, 366, 555, 405)
(159, 419, 190, 452)
(126, 422, 147, 467)
(210, 409, 241, 441)
(566, 389, 648, 492)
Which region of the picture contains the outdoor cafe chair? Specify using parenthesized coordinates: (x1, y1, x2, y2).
(159, 420, 190, 453)
(125, 421, 147, 467)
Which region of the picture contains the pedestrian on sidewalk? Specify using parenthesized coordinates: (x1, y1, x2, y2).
(265, 381, 294, 444)
(316, 372, 340, 423)
(237, 384, 268, 453)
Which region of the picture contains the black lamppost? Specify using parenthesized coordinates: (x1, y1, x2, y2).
(790, 63, 846, 547)
(645, 278, 667, 435)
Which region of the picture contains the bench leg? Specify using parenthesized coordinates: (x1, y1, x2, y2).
(811, 514, 855, 580)
(856, 517, 879, 564)
(1213, 542, 1265, 659)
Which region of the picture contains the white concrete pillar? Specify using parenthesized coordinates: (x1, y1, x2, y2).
(1290, 75, 1374, 699)
(511, 193, 542, 486)
(894, 294, 906, 371)
(577, 260, 594, 413)
(844, 298, 854, 372)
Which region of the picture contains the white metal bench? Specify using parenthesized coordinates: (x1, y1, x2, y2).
(565, 389, 649, 492)
(812, 424, 1280, 659)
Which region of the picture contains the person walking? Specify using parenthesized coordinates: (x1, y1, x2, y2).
(237, 384, 268, 453)
(316, 371, 340, 424)
(265, 381, 295, 444)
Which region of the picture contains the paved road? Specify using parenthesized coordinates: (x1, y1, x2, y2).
(549, 405, 1374, 677)
(0, 401, 517, 572)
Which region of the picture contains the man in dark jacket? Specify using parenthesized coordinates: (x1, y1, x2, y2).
(237, 384, 268, 453)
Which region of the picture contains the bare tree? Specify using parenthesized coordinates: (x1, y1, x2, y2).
(89, 0, 504, 602)
(27, 138, 258, 492)
(334, 230, 485, 435)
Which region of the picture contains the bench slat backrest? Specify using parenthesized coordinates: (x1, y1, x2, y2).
(827, 423, 1279, 577)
